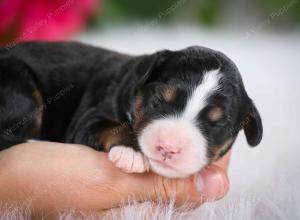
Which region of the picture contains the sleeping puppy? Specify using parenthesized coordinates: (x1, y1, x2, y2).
(0, 42, 263, 178)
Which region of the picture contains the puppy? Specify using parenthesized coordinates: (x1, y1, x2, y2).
(0, 42, 263, 178)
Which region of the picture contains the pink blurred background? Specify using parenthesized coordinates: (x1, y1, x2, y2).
(0, 0, 98, 46)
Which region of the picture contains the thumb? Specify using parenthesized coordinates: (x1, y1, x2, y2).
(192, 165, 230, 203)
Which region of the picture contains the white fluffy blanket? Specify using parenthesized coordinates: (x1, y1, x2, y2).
(1, 175, 299, 220)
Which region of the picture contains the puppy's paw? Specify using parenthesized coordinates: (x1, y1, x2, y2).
(108, 145, 150, 173)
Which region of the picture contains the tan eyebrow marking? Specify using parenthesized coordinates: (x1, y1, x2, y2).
(162, 85, 177, 102)
(208, 106, 224, 122)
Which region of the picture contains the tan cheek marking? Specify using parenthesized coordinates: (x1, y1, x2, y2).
(134, 111, 145, 131)
(163, 86, 177, 102)
(208, 107, 224, 122)
(135, 95, 143, 111)
(208, 138, 234, 162)
(133, 95, 145, 130)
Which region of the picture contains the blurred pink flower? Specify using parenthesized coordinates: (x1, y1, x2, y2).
(0, 0, 98, 45)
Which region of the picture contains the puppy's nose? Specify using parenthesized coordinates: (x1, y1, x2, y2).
(156, 145, 180, 160)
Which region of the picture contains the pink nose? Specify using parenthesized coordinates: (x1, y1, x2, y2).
(156, 145, 180, 160)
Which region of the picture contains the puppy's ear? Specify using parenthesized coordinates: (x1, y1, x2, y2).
(243, 100, 263, 147)
(135, 50, 171, 86)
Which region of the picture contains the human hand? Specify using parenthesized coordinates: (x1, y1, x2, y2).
(0, 141, 230, 219)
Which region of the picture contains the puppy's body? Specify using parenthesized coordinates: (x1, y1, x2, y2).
(0, 42, 262, 177)
(0, 42, 131, 145)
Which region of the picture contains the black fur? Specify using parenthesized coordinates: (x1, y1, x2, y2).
(0, 42, 263, 160)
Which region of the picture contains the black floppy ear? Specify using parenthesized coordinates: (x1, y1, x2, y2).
(135, 50, 171, 86)
(243, 100, 263, 147)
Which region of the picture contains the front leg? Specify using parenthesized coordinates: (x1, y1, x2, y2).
(65, 110, 149, 173)
(101, 124, 150, 173)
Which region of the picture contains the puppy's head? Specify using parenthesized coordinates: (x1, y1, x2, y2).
(127, 46, 263, 178)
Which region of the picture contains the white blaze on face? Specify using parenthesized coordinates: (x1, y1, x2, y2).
(138, 69, 222, 178)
